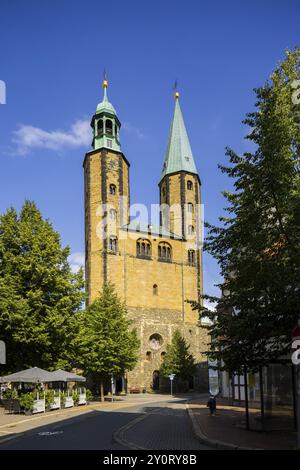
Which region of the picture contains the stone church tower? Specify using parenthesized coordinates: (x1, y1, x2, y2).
(84, 79, 208, 392)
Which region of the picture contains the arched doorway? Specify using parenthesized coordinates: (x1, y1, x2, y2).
(152, 370, 160, 391)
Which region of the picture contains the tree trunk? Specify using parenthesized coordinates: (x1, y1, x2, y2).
(100, 380, 104, 402)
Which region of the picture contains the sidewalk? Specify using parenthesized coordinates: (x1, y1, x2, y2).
(187, 396, 297, 450)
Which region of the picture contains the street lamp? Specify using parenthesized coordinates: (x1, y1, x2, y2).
(168, 374, 175, 396)
(110, 374, 115, 403)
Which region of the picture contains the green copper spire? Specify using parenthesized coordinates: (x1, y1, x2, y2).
(91, 78, 121, 152)
(160, 91, 197, 181)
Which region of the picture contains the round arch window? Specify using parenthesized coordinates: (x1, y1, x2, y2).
(149, 333, 163, 350)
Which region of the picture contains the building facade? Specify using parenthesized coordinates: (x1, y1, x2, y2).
(83, 80, 209, 392)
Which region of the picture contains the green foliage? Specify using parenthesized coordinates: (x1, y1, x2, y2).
(0, 200, 85, 372)
(76, 283, 139, 385)
(45, 389, 55, 408)
(86, 389, 93, 402)
(19, 392, 34, 412)
(190, 48, 300, 372)
(60, 391, 66, 406)
(72, 390, 79, 406)
(160, 330, 196, 381)
(3, 388, 18, 399)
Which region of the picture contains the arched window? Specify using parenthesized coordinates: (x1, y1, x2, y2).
(188, 249, 195, 266)
(153, 284, 158, 295)
(97, 119, 103, 136)
(149, 334, 163, 350)
(146, 351, 152, 362)
(109, 184, 116, 195)
(160, 352, 166, 361)
(158, 242, 172, 262)
(187, 180, 193, 190)
(109, 208, 117, 220)
(105, 119, 113, 135)
(136, 238, 151, 259)
(188, 225, 194, 235)
(187, 202, 193, 213)
(109, 236, 117, 253)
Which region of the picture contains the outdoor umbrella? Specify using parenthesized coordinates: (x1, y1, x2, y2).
(0, 366, 58, 384)
(50, 369, 86, 383)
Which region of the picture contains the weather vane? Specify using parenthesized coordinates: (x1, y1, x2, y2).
(173, 80, 179, 99)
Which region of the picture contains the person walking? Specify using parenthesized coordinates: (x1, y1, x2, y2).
(207, 395, 217, 416)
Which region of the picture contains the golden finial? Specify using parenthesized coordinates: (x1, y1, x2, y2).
(102, 69, 108, 89)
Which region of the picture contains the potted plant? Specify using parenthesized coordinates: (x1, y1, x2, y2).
(86, 389, 93, 404)
(3, 388, 18, 400)
(45, 389, 55, 410)
(19, 392, 34, 415)
(60, 391, 66, 408)
(72, 390, 79, 406)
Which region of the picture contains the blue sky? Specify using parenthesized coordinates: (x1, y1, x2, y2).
(0, 0, 299, 300)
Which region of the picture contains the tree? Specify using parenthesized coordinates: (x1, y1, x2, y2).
(190, 48, 300, 373)
(160, 330, 196, 389)
(76, 283, 139, 400)
(0, 201, 85, 372)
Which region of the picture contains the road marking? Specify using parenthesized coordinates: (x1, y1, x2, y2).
(38, 431, 64, 436)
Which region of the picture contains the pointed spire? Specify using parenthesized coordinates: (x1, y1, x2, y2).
(160, 89, 198, 181)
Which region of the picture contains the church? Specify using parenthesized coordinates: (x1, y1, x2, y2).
(83, 78, 209, 392)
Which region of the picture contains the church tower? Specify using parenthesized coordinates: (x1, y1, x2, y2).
(159, 89, 202, 304)
(84, 79, 130, 304)
(84, 81, 208, 393)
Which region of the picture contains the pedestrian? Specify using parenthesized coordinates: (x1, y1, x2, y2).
(207, 395, 217, 416)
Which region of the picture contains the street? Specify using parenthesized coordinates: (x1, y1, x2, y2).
(0, 394, 209, 450)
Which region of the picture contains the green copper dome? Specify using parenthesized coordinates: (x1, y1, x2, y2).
(96, 87, 117, 115)
(160, 95, 198, 182)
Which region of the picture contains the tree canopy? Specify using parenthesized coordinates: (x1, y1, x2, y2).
(191, 48, 300, 372)
(0, 201, 85, 372)
(160, 330, 196, 381)
(76, 283, 139, 385)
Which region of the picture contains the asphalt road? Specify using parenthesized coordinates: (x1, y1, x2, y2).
(0, 396, 209, 450)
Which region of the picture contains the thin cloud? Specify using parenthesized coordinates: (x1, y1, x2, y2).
(122, 121, 145, 139)
(68, 252, 85, 273)
(12, 119, 92, 155)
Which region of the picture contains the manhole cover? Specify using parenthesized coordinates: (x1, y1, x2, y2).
(38, 431, 63, 436)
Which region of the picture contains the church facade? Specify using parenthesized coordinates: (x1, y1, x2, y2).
(83, 79, 209, 392)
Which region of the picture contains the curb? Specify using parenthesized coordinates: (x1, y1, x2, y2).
(186, 404, 261, 451)
(113, 414, 149, 450)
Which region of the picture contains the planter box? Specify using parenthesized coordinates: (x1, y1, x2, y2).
(32, 399, 45, 414)
(63, 396, 74, 408)
(49, 396, 61, 410)
(78, 393, 86, 405)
